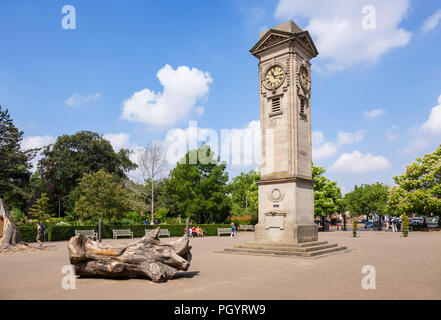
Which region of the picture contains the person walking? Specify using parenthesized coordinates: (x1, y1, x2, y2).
(230, 222, 237, 238)
(392, 217, 397, 232)
(36, 222, 45, 248)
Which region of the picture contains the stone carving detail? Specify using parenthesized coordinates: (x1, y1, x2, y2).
(267, 188, 285, 203)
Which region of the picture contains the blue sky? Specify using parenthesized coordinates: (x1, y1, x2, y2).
(1, 0, 441, 193)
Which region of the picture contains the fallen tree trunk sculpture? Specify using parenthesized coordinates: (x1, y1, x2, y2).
(0, 198, 24, 249)
(68, 227, 192, 283)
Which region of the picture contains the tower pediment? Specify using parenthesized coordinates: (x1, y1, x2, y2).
(250, 21, 318, 59)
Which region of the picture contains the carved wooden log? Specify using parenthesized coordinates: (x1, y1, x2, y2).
(68, 227, 192, 283)
(0, 198, 24, 249)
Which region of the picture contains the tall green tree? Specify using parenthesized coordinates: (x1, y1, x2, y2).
(0, 106, 36, 209)
(165, 146, 231, 224)
(228, 170, 260, 215)
(344, 183, 389, 217)
(74, 169, 129, 223)
(313, 164, 343, 217)
(388, 144, 441, 216)
(37, 130, 137, 213)
(28, 193, 53, 221)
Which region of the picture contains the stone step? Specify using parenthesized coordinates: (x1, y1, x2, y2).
(235, 243, 338, 252)
(242, 240, 329, 248)
(223, 245, 347, 257)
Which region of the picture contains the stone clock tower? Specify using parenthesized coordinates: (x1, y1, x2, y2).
(250, 20, 319, 244)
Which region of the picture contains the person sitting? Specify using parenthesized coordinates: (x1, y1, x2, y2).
(191, 227, 197, 237)
(196, 226, 204, 237)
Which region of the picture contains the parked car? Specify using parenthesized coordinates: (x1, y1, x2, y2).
(364, 221, 374, 229)
(410, 217, 424, 226)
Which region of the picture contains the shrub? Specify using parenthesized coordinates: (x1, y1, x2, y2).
(18, 226, 37, 242)
(228, 215, 257, 226)
(402, 213, 409, 237)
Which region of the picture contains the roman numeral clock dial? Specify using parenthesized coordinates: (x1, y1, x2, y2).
(264, 65, 285, 89)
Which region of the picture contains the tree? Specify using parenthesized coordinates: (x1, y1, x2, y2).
(344, 183, 389, 218)
(165, 146, 231, 224)
(37, 130, 137, 213)
(138, 142, 168, 223)
(74, 169, 130, 223)
(313, 165, 343, 217)
(228, 170, 260, 213)
(388, 144, 441, 217)
(0, 106, 36, 210)
(28, 193, 53, 221)
(0, 198, 23, 248)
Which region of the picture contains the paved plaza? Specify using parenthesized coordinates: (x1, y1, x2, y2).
(1, 231, 440, 300)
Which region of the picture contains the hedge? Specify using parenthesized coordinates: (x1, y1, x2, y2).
(18, 226, 38, 242)
(17, 224, 231, 242)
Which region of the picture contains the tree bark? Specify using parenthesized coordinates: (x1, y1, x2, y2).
(0, 198, 23, 249)
(68, 227, 192, 283)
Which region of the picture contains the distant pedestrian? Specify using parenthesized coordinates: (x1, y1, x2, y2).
(392, 218, 397, 232)
(144, 219, 149, 226)
(36, 222, 45, 248)
(230, 222, 237, 238)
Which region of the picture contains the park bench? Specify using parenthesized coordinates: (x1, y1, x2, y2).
(238, 225, 254, 232)
(145, 228, 170, 238)
(113, 229, 133, 239)
(75, 229, 97, 240)
(218, 228, 231, 236)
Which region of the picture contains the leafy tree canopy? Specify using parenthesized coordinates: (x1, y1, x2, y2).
(313, 164, 343, 217)
(388, 144, 441, 216)
(37, 130, 137, 207)
(28, 193, 53, 222)
(344, 182, 389, 217)
(165, 146, 231, 224)
(74, 169, 129, 223)
(228, 170, 260, 215)
(0, 106, 36, 209)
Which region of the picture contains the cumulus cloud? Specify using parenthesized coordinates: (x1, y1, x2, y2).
(121, 65, 213, 127)
(363, 109, 387, 118)
(65, 93, 102, 106)
(337, 130, 366, 145)
(404, 95, 441, 153)
(21, 135, 56, 172)
(312, 129, 365, 161)
(386, 125, 399, 142)
(103, 133, 131, 152)
(274, 0, 412, 72)
(330, 151, 391, 174)
(422, 9, 441, 34)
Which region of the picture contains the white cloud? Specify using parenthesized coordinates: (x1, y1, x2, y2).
(422, 9, 441, 34)
(103, 133, 131, 152)
(420, 95, 441, 137)
(274, 0, 412, 72)
(65, 93, 101, 106)
(330, 151, 391, 174)
(386, 125, 399, 142)
(363, 109, 387, 118)
(404, 95, 441, 153)
(312, 129, 365, 161)
(337, 130, 366, 145)
(21, 135, 56, 151)
(21, 135, 56, 172)
(121, 65, 213, 127)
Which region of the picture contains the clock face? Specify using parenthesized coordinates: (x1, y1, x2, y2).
(264, 65, 285, 89)
(299, 66, 310, 91)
